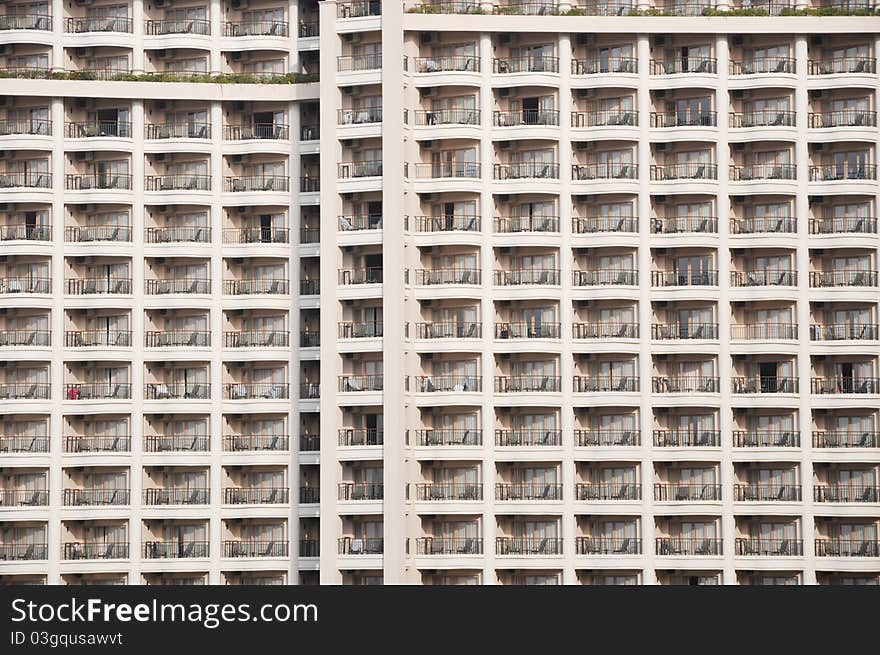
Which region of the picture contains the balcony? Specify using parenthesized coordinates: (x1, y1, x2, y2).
(494, 110, 559, 127)
(496, 483, 562, 501)
(0, 14, 50, 30)
(0, 382, 50, 400)
(493, 56, 559, 74)
(729, 57, 795, 75)
(341, 215, 384, 231)
(63, 435, 131, 453)
(573, 269, 638, 286)
(815, 484, 879, 503)
(733, 484, 802, 502)
(223, 434, 289, 451)
(337, 54, 382, 72)
(145, 175, 211, 191)
(652, 270, 719, 287)
(813, 431, 879, 449)
(808, 57, 877, 75)
(573, 322, 638, 339)
(656, 537, 722, 556)
(412, 162, 481, 179)
(302, 434, 320, 450)
(299, 383, 320, 399)
(731, 269, 796, 287)
(338, 483, 383, 501)
(338, 375, 383, 392)
(145, 123, 210, 139)
(810, 110, 877, 129)
(651, 58, 717, 75)
(144, 278, 209, 295)
(815, 539, 879, 557)
(338, 537, 383, 555)
(572, 57, 637, 75)
(143, 541, 209, 559)
(338, 267, 383, 285)
(224, 123, 289, 140)
(224, 330, 289, 348)
(811, 323, 878, 341)
(651, 216, 718, 234)
(651, 323, 719, 340)
(300, 487, 319, 504)
(144, 434, 209, 452)
(66, 276, 131, 294)
(144, 383, 210, 400)
(655, 483, 722, 502)
(730, 110, 796, 129)
(224, 21, 288, 37)
(65, 120, 132, 139)
(414, 375, 481, 393)
(495, 376, 562, 393)
(810, 270, 878, 288)
(575, 429, 640, 447)
(143, 487, 209, 506)
(414, 55, 478, 74)
(650, 163, 718, 181)
(735, 538, 803, 557)
(144, 225, 210, 243)
(338, 108, 382, 126)
(413, 322, 481, 339)
(415, 537, 483, 555)
(732, 376, 799, 394)
(653, 430, 721, 447)
(224, 383, 290, 400)
(301, 331, 320, 347)
(224, 278, 289, 295)
(62, 488, 129, 506)
(223, 540, 289, 558)
(224, 176, 289, 192)
(809, 215, 878, 234)
(338, 429, 383, 446)
(144, 330, 209, 348)
(0, 489, 48, 506)
(731, 216, 797, 234)
(224, 487, 289, 505)
(64, 383, 130, 400)
(496, 537, 563, 555)
(572, 163, 637, 181)
(731, 324, 798, 340)
(495, 322, 561, 340)
(575, 537, 640, 555)
(1, 329, 51, 347)
(495, 429, 561, 447)
(0, 543, 47, 561)
(0, 172, 51, 188)
(812, 376, 880, 394)
(0, 118, 51, 136)
(573, 376, 638, 393)
(338, 0, 381, 17)
(730, 164, 797, 182)
(144, 19, 210, 35)
(414, 268, 480, 285)
(733, 430, 800, 448)
(414, 109, 479, 126)
(650, 111, 717, 128)
(575, 482, 641, 501)
(62, 542, 129, 560)
(810, 164, 878, 182)
(415, 483, 482, 501)
(300, 176, 319, 192)
(0, 434, 49, 453)
(494, 269, 560, 286)
(65, 225, 132, 242)
(494, 162, 559, 181)
(415, 429, 481, 446)
(571, 109, 637, 128)
(338, 322, 383, 339)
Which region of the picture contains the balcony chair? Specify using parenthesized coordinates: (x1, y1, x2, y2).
(850, 59, 868, 74)
(695, 538, 713, 555)
(614, 538, 632, 554)
(613, 165, 632, 179)
(22, 383, 39, 399)
(689, 164, 707, 179)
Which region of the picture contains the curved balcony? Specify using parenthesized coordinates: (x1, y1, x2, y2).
(338, 375, 383, 393)
(63, 542, 129, 560)
(809, 270, 878, 288)
(493, 162, 559, 181)
(64, 383, 130, 400)
(730, 164, 796, 182)
(338, 267, 382, 285)
(338, 537, 383, 555)
(571, 57, 637, 75)
(415, 537, 483, 556)
(65, 174, 132, 191)
(651, 322, 719, 340)
(735, 539, 803, 557)
(145, 19, 210, 35)
(222, 540, 289, 558)
(1, 224, 50, 241)
(66, 329, 131, 348)
(572, 163, 637, 181)
(650, 57, 717, 75)
(813, 430, 880, 449)
(0, 489, 48, 506)
(144, 226, 210, 243)
(493, 57, 559, 74)
(730, 110, 796, 129)
(223, 227, 289, 244)
(0, 118, 51, 136)
(415, 483, 482, 501)
(571, 109, 637, 128)
(650, 163, 718, 181)
(338, 322, 383, 339)
(413, 375, 481, 393)
(655, 483, 722, 501)
(65, 225, 132, 242)
(1, 329, 51, 347)
(815, 539, 879, 558)
(414, 428, 481, 446)
(652, 376, 719, 394)
(575, 483, 641, 501)
(414, 268, 480, 285)
(224, 383, 289, 400)
(414, 108, 479, 126)
(413, 55, 479, 74)
(63, 435, 130, 453)
(809, 110, 877, 129)
(144, 383, 210, 400)
(496, 537, 563, 556)
(495, 375, 562, 393)
(573, 269, 638, 286)
(493, 110, 559, 128)
(143, 541, 208, 559)
(811, 376, 880, 395)
(223, 124, 289, 141)
(66, 120, 131, 138)
(224, 487, 289, 505)
(731, 269, 796, 287)
(573, 216, 637, 234)
(338, 482, 383, 501)
(224, 176, 289, 192)
(656, 537, 722, 556)
(573, 375, 638, 393)
(815, 484, 879, 503)
(576, 536, 641, 555)
(223, 278, 289, 295)
(495, 429, 561, 446)
(809, 215, 878, 235)
(494, 269, 560, 286)
(224, 20, 288, 37)
(0, 275, 50, 294)
(808, 57, 876, 75)
(0, 382, 50, 400)
(143, 434, 209, 452)
(63, 488, 129, 506)
(729, 57, 795, 75)
(810, 323, 878, 341)
(143, 487, 208, 505)
(0, 434, 48, 452)
(733, 484, 802, 502)
(412, 162, 481, 179)
(145, 122, 210, 139)
(651, 216, 718, 235)
(145, 277, 209, 295)
(145, 175, 211, 192)
(731, 217, 797, 235)
(650, 111, 717, 128)
(337, 54, 382, 72)
(0, 543, 47, 560)
(731, 324, 798, 340)
(495, 322, 561, 339)
(733, 430, 800, 448)
(338, 108, 382, 126)
(338, 429, 383, 446)
(572, 322, 638, 339)
(413, 214, 479, 233)
(574, 429, 642, 448)
(810, 164, 878, 182)
(652, 270, 719, 287)
(224, 330, 288, 348)
(0, 172, 51, 189)
(0, 14, 51, 30)
(496, 482, 562, 501)
(223, 434, 289, 451)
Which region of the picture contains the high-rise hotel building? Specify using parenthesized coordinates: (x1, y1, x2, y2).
(0, 0, 878, 586)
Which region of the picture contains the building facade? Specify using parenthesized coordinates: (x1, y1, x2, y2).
(1, 0, 880, 585)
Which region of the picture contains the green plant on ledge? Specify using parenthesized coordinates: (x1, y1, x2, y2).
(0, 70, 319, 84)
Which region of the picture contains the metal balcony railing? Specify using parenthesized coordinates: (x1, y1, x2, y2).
(414, 109, 480, 126)
(0, 119, 51, 136)
(63, 435, 130, 453)
(299, 487, 319, 503)
(145, 331, 209, 348)
(0, 224, 50, 241)
(495, 375, 562, 393)
(729, 57, 796, 75)
(338, 0, 381, 17)
(300, 331, 320, 347)
(495, 322, 561, 339)
(65, 17, 132, 33)
(809, 270, 878, 287)
(493, 57, 559, 73)
(414, 268, 481, 285)
(651, 215, 718, 234)
(144, 382, 210, 400)
(64, 382, 131, 400)
(0, 14, 51, 30)
(224, 487, 289, 505)
(338, 322, 383, 339)
(413, 215, 478, 232)
(413, 322, 481, 339)
(337, 54, 383, 72)
(144, 278, 210, 294)
(573, 269, 638, 286)
(813, 430, 880, 449)
(299, 539, 319, 557)
(224, 20, 288, 37)
(815, 539, 880, 557)
(496, 482, 562, 501)
(571, 57, 637, 75)
(656, 537, 722, 556)
(145, 123, 210, 139)
(64, 225, 132, 242)
(338, 161, 382, 178)
(730, 375, 799, 394)
(653, 429, 721, 447)
(811, 110, 877, 129)
(0, 435, 49, 453)
(338, 537, 383, 555)
(493, 162, 559, 180)
(572, 163, 637, 180)
(731, 324, 798, 340)
(809, 57, 877, 75)
(573, 375, 639, 393)
(63, 542, 129, 560)
(224, 123, 289, 140)
(0, 382, 50, 399)
(729, 110, 797, 128)
(575, 536, 641, 555)
(415, 429, 482, 446)
(339, 215, 383, 231)
(299, 382, 320, 399)
(66, 120, 132, 138)
(145, 174, 211, 191)
(298, 21, 318, 38)
(575, 429, 641, 447)
(809, 215, 878, 234)
(494, 110, 560, 128)
(415, 537, 483, 555)
(338, 267, 383, 284)
(145, 19, 210, 35)
(224, 382, 290, 400)
(338, 375, 383, 392)
(65, 174, 132, 191)
(493, 269, 560, 285)
(143, 541, 209, 559)
(735, 538, 803, 556)
(651, 323, 719, 340)
(731, 269, 797, 287)
(496, 537, 563, 555)
(651, 57, 717, 75)
(0, 329, 51, 347)
(653, 376, 720, 393)
(575, 482, 641, 500)
(338, 429, 383, 446)
(811, 323, 879, 341)
(651, 163, 718, 181)
(733, 430, 800, 448)
(815, 484, 879, 503)
(573, 215, 637, 233)
(222, 226, 289, 244)
(571, 110, 637, 128)
(223, 434, 289, 451)
(413, 55, 479, 73)
(338, 483, 383, 501)
(300, 176, 319, 192)
(63, 488, 129, 506)
(0, 489, 48, 506)
(222, 540, 289, 558)
(143, 434, 209, 452)
(495, 429, 562, 446)
(144, 226, 210, 243)
(652, 270, 719, 286)
(733, 484, 802, 501)
(650, 111, 717, 128)
(811, 377, 880, 394)
(413, 375, 481, 393)
(143, 487, 209, 505)
(412, 162, 481, 178)
(415, 483, 483, 501)
(224, 330, 289, 348)
(0, 172, 51, 188)
(654, 483, 722, 501)
(224, 278, 289, 294)
(0, 543, 48, 560)
(730, 217, 797, 234)
(810, 164, 878, 181)
(337, 108, 382, 125)
(224, 175, 289, 192)
(572, 323, 639, 339)
(730, 164, 797, 181)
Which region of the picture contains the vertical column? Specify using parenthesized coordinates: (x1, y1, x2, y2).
(208, 99, 225, 584)
(48, 96, 65, 584)
(132, 0, 145, 74)
(793, 34, 816, 585)
(557, 32, 576, 585)
(715, 34, 736, 586)
(129, 98, 146, 585)
(51, 0, 63, 72)
(381, 0, 407, 585)
(288, 0, 301, 74)
(635, 33, 656, 584)
(477, 30, 496, 585)
(288, 99, 302, 585)
(210, 0, 223, 75)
